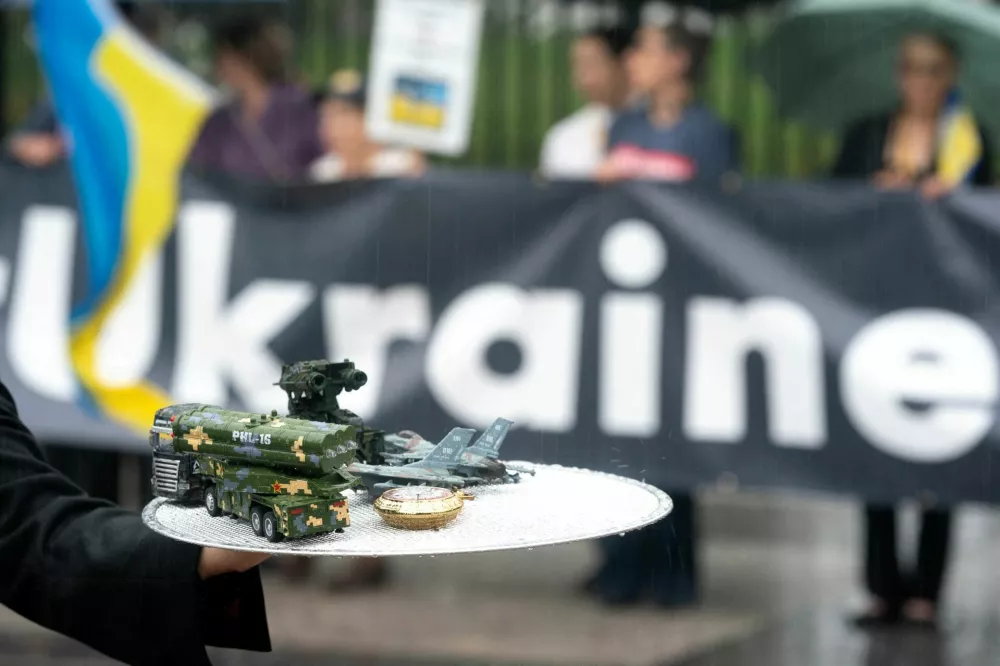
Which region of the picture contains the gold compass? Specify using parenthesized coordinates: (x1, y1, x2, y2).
(373, 486, 467, 530)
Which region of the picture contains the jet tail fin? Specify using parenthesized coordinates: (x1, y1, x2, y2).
(406, 427, 474, 468)
(467, 418, 513, 459)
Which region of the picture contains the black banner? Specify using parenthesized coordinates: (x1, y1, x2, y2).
(2, 164, 1000, 503)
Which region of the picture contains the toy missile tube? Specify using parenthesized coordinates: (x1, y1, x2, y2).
(373, 486, 467, 530)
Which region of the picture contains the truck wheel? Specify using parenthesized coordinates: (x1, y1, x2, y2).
(262, 511, 283, 543)
(250, 506, 265, 536)
(204, 485, 221, 517)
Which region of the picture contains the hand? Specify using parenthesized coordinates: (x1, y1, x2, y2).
(920, 176, 951, 201)
(197, 547, 270, 580)
(10, 134, 65, 167)
(594, 159, 622, 183)
(407, 151, 427, 177)
(872, 169, 910, 190)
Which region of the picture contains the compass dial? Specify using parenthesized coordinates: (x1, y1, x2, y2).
(382, 486, 453, 502)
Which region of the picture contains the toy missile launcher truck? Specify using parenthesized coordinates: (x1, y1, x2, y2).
(149, 403, 360, 542)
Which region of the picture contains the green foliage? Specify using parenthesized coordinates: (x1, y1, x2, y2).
(2, 9, 44, 135)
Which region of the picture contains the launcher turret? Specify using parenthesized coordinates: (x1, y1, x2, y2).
(276, 359, 385, 462)
(276, 359, 367, 425)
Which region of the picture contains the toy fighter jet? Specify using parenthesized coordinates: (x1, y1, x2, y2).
(346, 427, 484, 498)
(379, 418, 523, 484)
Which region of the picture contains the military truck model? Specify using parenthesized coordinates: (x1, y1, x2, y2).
(149, 403, 360, 542)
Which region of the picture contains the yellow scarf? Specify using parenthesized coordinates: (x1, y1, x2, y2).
(936, 89, 982, 187)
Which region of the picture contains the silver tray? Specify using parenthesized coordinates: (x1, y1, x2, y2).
(141, 462, 672, 556)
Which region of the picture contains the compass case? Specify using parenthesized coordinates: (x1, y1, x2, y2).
(373, 487, 465, 530)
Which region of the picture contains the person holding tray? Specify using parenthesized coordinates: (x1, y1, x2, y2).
(0, 378, 271, 666)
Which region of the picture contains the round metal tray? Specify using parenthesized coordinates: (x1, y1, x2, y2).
(142, 462, 672, 556)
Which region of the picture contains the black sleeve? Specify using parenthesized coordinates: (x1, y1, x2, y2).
(831, 117, 885, 180)
(972, 125, 994, 186)
(697, 124, 742, 183)
(0, 380, 270, 666)
(831, 121, 864, 178)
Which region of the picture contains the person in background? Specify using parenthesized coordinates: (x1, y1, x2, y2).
(267, 21, 313, 94)
(5, 102, 65, 168)
(833, 33, 992, 196)
(538, 27, 632, 179)
(6, 1, 162, 168)
(188, 16, 322, 182)
(597, 20, 737, 184)
(310, 69, 425, 182)
(832, 32, 992, 629)
(583, 18, 738, 609)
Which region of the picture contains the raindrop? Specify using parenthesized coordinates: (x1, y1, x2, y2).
(618, 532, 625, 537)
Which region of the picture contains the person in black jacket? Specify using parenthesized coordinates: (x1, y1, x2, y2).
(0, 378, 271, 665)
(832, 34, 993, 193)
(832, 32, 992, 630)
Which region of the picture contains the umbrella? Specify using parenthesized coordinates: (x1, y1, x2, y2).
(754, 0, 1000, 135)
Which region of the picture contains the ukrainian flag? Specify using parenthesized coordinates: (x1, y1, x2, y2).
(34, 0, 214, 432)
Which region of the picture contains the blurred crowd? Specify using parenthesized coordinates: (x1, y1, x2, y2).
(3, 0, 995, 635)
(3, 6, 741, 189)
(4, 9, 426, 184)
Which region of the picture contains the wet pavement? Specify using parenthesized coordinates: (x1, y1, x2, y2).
(2, 489, 998, 665)
(675, 609, 1000, 666)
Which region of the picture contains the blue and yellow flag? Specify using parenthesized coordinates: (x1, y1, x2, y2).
(936, 89, 983, 188)
(34, 0, 214, 432)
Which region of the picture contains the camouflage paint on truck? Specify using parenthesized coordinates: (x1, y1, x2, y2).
(150, 403, 361, 541)
(197, 457, 357, 499)
(214, 489, 350, 539)
(155, 404, 359, 474)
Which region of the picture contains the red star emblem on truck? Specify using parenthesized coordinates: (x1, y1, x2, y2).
(272, 481, 282, 493)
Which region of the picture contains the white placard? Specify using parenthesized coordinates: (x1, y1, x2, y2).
(365, 0, 485, 156)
